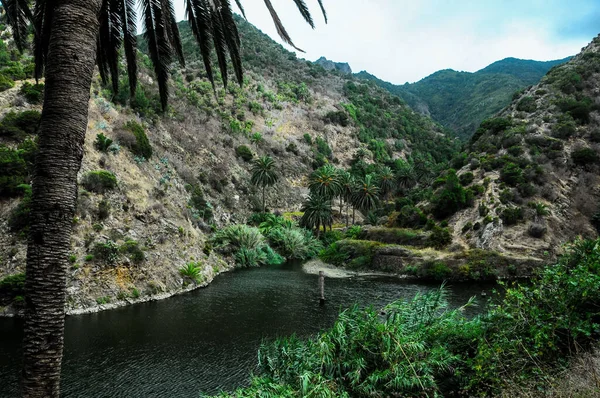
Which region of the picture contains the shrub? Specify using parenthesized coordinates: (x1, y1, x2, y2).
(552, 115, 577, 138)
(527, 223, 547, 238)
(344, 225, 362, 239)
(431, 170, 474, 219)
(556, 96, 593, 124)
(8, 184, 32, 233)
(459, 172, 474, 186)
(0, 273, 26, 301)
(516, 96, 536, 112)
(120, 240, 145, 264)
(97, 199, 111, 220)
(123, 120, 152, 159)
(0, 73, 14, 91)
(0, 110, 41, 139)
(501, 207, 524, 225)
(0, 146, 29, 197)
(499, 163, 523, 186)
(235, 145, 253, 162)
(422, 261, 452, 280)
(94, 133, 113, 152)
(267, 226, 322, 260)
(19, 82, 44, 103)
(323, 110, 349, 126)
(91, 240, 119, 264)
(188, 184, 213, 222)
(571, 147, 598, 166)
(82, 170, 117, 193)
(429, 225, 452, 249)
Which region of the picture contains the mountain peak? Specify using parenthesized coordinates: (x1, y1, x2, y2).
(315, 57, 352, 74)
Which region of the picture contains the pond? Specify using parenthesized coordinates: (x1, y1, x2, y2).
(0, 262, 494, 397)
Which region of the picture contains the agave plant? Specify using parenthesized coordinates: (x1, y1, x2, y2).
(179, 262, 202, 283)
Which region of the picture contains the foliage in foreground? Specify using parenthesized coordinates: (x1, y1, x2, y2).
(210, 238, 600, 397)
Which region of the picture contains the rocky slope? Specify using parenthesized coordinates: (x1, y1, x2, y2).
(447, 35, 600, 259)
(315, 57, 352, 74)
(0, 17, 457, 314)
(357, 56, 571, 139)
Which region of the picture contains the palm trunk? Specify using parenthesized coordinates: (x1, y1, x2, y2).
(22, 1, 102, 397)
(352, 208, 356, 225)
(262, 185, 266, 213)
(339, 197, 343, 223)
(346, 202, 350, 228)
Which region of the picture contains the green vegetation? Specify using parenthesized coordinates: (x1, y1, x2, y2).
(123, 121, 152, 159)
(91, 240, 120, 265)
(571, 147, 598, 166)
(250, 156, 278, 213)
(431, 169, 473, 219)
(214, 238, 600, 397)
(82, 170, 117, 193)
(0, 273, 26, 303)
(0, 140, 36, 197)
(179, 262, 203, 284)
(19, 82, 44, 104)
(94, 133, 113, 153)
(235, 145, 253, 162)
(0, 110, 41, 140)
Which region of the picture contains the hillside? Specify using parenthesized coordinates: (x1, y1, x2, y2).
(356, 56, 571, 139)
(0, 16, 458, 314)
(446, 34, 600, 257)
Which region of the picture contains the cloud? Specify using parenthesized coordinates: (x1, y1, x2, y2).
(172, 0, 599, 84)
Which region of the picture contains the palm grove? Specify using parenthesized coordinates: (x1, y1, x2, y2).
(0, 0, 327, 396)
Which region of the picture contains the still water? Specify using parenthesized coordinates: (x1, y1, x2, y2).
(0, 262, 492, 397)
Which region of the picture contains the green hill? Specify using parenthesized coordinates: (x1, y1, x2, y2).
(356, 56, 571, 139)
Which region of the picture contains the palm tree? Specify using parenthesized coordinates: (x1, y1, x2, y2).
(1, 1, 326, 396)
(251, 155, 278, 213)
(377, 166, 394, 200)
(338, 170, 354, 227)
(396, 162, 416, 190)
(308, 164, 341, 200)
(300, 193, 332, 235)
(351, 174, 380, 220)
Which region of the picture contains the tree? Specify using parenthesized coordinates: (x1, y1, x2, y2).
(351, 174, 380, 219)
(338, 170, 354, 227)
(300, 193, 332, 235)
(308, 164, 341, 200)
(1, 1, 326, 396)
(377, 166, 394, 199)
(250, 155, 278, 213)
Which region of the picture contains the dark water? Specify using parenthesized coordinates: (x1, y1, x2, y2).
(0, 263, 493, 397)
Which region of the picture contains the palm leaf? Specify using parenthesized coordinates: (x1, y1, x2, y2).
(1, 0, 33, 51)
(316, 0, 327, 23)
(291, 0, 314, 28)
(263, 0, 304, 52)
(216, 0, 243, 85)
(32, 0, 53, 80)
(185, 0, 216, 90)
(210, 3, 230, 88)
(97, 0, 123, 93)
(142, 0, 172, 109)
(120, 0, 138, 96)
(160, 0, 185, 67)
(233, 0, 246, 19)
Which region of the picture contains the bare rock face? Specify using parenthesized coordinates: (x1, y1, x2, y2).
(315, 56, 353, 74)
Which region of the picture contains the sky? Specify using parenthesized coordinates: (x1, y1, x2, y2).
(173, 0, 600, 84)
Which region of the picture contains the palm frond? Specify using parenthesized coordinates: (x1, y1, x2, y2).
(142, 0, 172, 109)
(263, 0, 304, 52)
(1, 0, 33, 51)
(97, 0, 123, 93)
(160, 0, 185, 67)
(33, 0, 53, 80)
(291, 0, 314, 28)
(233, 0, 246, 19)
(316, 0, 327, 23)
(120, 0, 138, 96)
(209, 3, 230, 88)
(185, 0, 216, 90)
(216, 0, 243, 85)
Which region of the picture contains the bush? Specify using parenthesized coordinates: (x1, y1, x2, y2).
(8, 184, 32, 233)
(527, 222, 547, 238)
(0, 145, 30, 197)
(500, 162, 523, 186)
(188, 184, 213, 222)
(267, 226, 322, 260)
(180, 262, 203, 284)
(120, 240, 145, 264)
(0, 73, 14, 91)
(571, 147, 598, 166)
(552, 115, 577, 138)
(431, 170, 474, 219)
(91, 240, 119, 264)
(323, 110, 349, 126)
(0, 110, 42, 139)
(429, 225, 452, 249)
(501, 207, 524, 225)
(82, 170, 117, 193)
(19, 82, 44, 103)
(123, 121, 152, 159)
(459, 172, 474, 186)
(556, 96, 593, 124)
(94, 133, 113, 152)
(516, 96, 536, 112)
(0, 273, 25, 301)
(235, 145, 253, 162)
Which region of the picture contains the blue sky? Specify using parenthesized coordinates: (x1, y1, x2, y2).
(173, 0, 600, 84)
